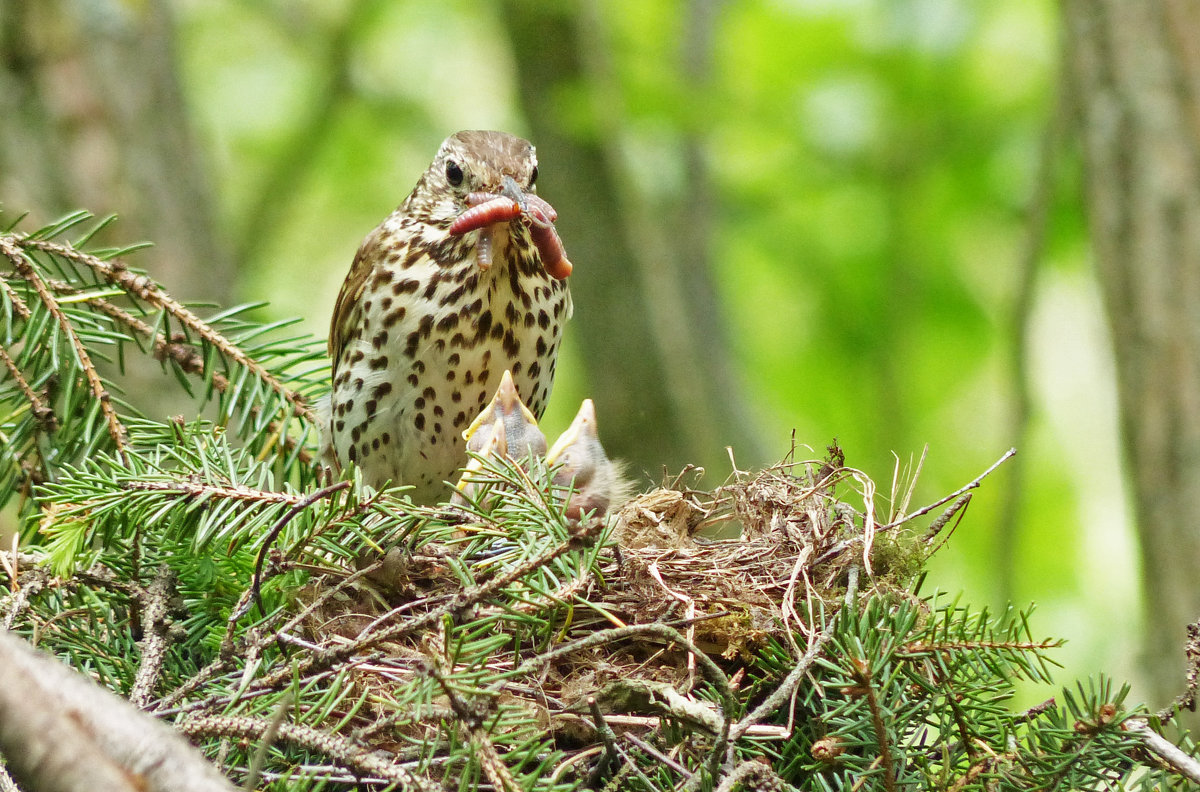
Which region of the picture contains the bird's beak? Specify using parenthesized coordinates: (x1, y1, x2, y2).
(495, 369, 541, 427)
(500, 175, 526, 207)
(546, 399, 598, 466)
(462, 370, 540, 447)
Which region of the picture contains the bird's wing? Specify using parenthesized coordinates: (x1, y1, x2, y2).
(328, 231, 383, 373)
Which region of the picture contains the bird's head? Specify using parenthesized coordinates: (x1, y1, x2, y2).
(407, 131, 572, 279)
(413, 130, 539, 221)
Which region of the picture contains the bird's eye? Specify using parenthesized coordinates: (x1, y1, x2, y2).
(528, 165, 538, 188)
(445, 160, 464, 187)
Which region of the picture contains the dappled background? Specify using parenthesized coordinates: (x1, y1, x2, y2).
(5, 0, 1196, 712)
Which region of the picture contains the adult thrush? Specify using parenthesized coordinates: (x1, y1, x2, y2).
(328, 131, 572, 502)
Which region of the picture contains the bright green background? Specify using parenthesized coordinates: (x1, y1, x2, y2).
(178, 1, 1139, 700)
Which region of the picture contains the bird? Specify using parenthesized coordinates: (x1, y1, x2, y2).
(462, 369, 548, 463)
(452, 376, 628, 520)
(453, 369, 548, 506)
(327, 131, 572, 503)
(546, 399, 628, 520)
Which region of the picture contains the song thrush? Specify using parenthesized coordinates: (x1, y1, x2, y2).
(327, 131, 572, 502)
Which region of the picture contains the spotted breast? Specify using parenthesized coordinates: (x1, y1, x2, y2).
(327, 130, 573, 502)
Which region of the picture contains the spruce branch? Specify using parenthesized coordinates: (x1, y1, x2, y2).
(0, 235, 129, 460)
(1, 564, 52, 631)
(242, 692, 292, 792)
(0, 342, 56, 430)
(898, 638, 1061, 656)
(429, 657, 525, 792)
(152, 654, 236, 716)
(0, 274, 31, 320)
(853, 657, 898, 792)
(122, 478, 309, 505)
(38, 275, 316, 464)
(18, 235, 318, 425)
(1, 217, 329, 519)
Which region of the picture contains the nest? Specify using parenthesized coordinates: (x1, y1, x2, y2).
(291, 443, 922, 774)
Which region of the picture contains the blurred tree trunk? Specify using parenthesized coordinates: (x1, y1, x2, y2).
(499, 1, 764, 480)
(0, 0, 233, 422)
(0, 0, 232, 304)
(1063, 0, 1200, 705)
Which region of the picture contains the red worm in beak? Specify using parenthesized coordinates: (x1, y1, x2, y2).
(525, 208, 572, 280)
(449, 191, 572, 280)
(523, 194, 558, 222)
(448, 197, 522, 235)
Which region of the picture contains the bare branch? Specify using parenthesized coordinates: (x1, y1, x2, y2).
(730, 629, 832, 741)
(251, 480, 350, 617)
(882, 448, 1016, 531)
(0, 631, 237, 792)
(1124, 719, 1200, 785)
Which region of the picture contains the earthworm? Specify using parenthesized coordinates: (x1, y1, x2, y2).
(525, 204, 572, 280)
(451, 190, 572, 279)
(449, 197, 522, 235)
(465, 191, 500, 207)
(523, 194, 558, 225)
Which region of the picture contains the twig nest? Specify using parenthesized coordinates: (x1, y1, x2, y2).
(609, 487, 711, 549)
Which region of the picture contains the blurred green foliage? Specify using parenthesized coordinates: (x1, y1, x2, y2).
(163, 0, 1134, 699)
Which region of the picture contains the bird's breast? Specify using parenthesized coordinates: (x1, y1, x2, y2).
(329, 222, 569, 498)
